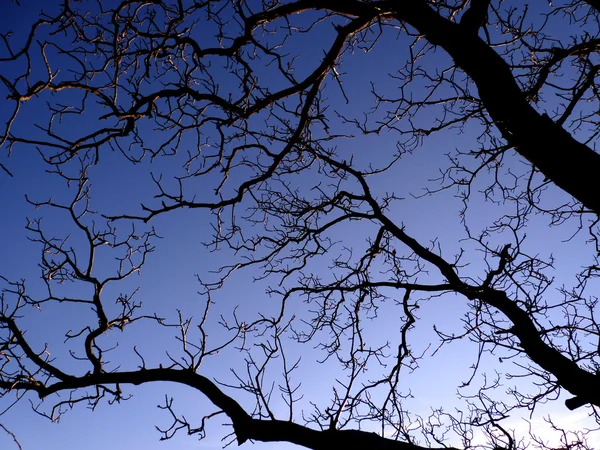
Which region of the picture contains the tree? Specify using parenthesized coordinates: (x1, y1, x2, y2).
(1, 0, 600, 448)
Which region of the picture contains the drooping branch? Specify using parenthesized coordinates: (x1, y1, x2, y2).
(0, 367, 457, 450)
(314, 153, 600, 411)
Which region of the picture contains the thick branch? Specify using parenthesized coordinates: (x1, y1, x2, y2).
(391, 0, 600, 215)
(333, 154, 600, 410)
(6, 368, 457, 450)
(473, 288, 600, 410)
(460, 0, 491, 33)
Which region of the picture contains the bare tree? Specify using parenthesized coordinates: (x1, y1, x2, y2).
(1, 1, 600, 449)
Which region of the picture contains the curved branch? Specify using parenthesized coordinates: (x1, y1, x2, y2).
(5, 367, 457, 450)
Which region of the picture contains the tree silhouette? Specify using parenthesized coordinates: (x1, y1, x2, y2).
(1, 1, 600, 449)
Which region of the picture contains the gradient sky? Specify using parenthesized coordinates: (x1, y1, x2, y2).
(1, 1, 599, 450)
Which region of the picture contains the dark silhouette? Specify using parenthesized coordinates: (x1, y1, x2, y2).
(1, 1, 600, 449)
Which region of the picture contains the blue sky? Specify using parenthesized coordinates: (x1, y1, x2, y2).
(1, 1, 599, 449)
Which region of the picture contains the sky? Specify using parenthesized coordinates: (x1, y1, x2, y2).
(1, 1, 599, 450)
